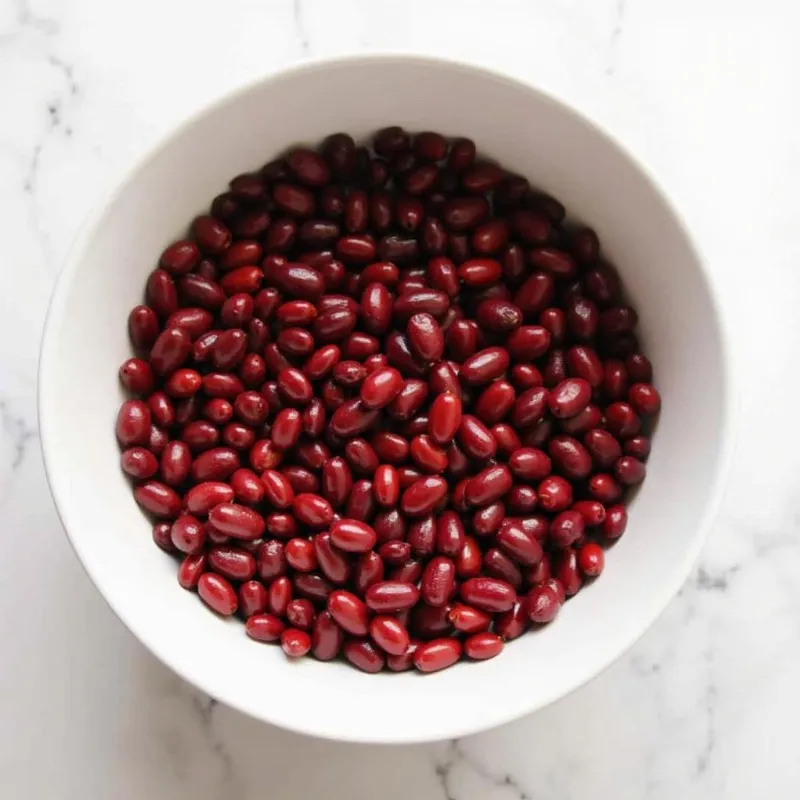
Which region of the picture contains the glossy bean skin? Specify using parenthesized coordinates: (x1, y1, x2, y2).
(460, 577, 516, 613)
(414, 638, 462, 672)
(118, 125, 658, 671)
(198, 573, 238, 616)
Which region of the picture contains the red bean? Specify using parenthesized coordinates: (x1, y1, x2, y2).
(496, 519, 543, 566)
(512, 386, 549, 428)
(495, 600, 529, 641)
(554, 548, 582, 596)
(281, 628, 312, 658)
(120, 127, 659, 671)
(584, 429, 623, 469)
(238, 580, 268, 617)
(343, 639, 385, 673)
(526, 584, 561, 623)
(360, 366, 403, 409)
(421, 556, 456, 607)
(208, 503, 265, 540)
(514, 271, 554, 315)
(414, 638, 462, 672)
(464, 632, 504, 660)
(116, 400, 151, 447)
(373, 464, 400, 507)
(401, 476, 448, 517)
(290, 493, 332, 528)
(589, 473, 624, 504)
(246, 613, 285, 642)
(537, 476, 573, 512)
(329, 518, 377, 553)
(365, 581, 419, 612)
(198, 573, 238, 616)
(327, 590, 369, 635)
(460, 347, 509, 386)
(628, 383, 661, 415)
(370, 616, 411, 656)
(572, 500, 607, 527)
(460, 577, 515, 613)
(208, 545, 256, 581)
(548, 378, 591, 418)
(134, 481, 181, 519)
(509, 447, 551, 481)
(458, 415, 496, 460)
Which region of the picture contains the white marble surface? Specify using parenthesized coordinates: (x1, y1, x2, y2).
(1, 0, 797, 796)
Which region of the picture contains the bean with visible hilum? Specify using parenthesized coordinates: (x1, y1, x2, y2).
(118, 125, 658, 673)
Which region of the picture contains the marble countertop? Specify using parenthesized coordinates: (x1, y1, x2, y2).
(1, 0, 796, 796)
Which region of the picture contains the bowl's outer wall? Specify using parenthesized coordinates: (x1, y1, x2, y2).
(39, 56, 729, 743)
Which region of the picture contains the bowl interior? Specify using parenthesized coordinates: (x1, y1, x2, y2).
(40, 56, 728, 743)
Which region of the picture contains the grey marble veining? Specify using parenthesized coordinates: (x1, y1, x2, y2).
(1, 0, 797, 796)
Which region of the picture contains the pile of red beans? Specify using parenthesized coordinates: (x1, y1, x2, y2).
(116, 127, 660, 674)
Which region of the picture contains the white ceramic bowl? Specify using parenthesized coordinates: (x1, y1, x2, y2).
(39, 55, 731, 744)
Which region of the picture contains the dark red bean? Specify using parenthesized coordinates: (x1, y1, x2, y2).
(511, 386, 549, 428)
(497, 519, 543, 565)
(128, 306, 160, 350)
(509, 447, 551, 481)
(460, 347, 509, 386)
(360, 366, 403, 409)
(628, 383, 661, 416)
(388, 379, 429, 420)
(373, 464, 400, 507)
(615, 455, 647, 485)
(116, 400, 151, 447)
(329, 518, 377, 553)
(548, 378, 591, 418)
(514, 271, 555, 315)
(365, 581, 419, 612)
(309, 610, 343, 661)
(134, 481, 181, 519)
(460, 577, 515, 612)
(554, 548, 582, 596)
(414, 638, 462, 672)
(343, 639, 384, 673)
(184, 481, 234, 516)
(146, 269, 178, 318)
(526, 584, 561, 623)
(410, 435, 448, 474)
(464, 632, 504, 660)
(401, 476, 448, 517)
(495, 600, 528, 641)
(603, 504, 628, 539)
(239, 581, 270, 616)
(605, 402, 641, 438)
(208, 503, 265, 540)
(246, 613, 285, 642)
(537, 476, 573, 512)
(584, 429, 622, 469)
(589, 473, 624, 504)
(198, 573, 238, 616)
(150, 327, 191, 376)
(548, 435, 592, 480)
(466, 464, 512, 507)
(281, 629, 312, 658)
(327, 590, 369, 636)
(208, 545, 256, 582)
(285, 538, 317, 572)
(572, 500, 607, 527)
(550, 509, 585, 548)
(420, 556, 456, 607)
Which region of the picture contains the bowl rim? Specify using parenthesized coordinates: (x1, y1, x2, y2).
(38, 51, 735, 744)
